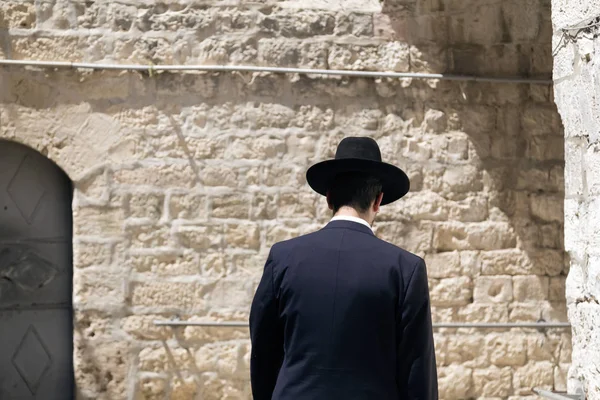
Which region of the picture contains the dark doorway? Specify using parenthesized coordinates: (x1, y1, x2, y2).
(0, 140, 74, 399)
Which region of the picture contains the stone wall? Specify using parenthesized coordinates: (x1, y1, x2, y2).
(551, 1, 600, 398)
(0, 0, 568, 399)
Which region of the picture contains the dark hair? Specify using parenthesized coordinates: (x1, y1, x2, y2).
(328, 172, 383, 214)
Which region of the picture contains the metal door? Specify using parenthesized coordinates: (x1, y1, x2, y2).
(0, 140, 74, 399)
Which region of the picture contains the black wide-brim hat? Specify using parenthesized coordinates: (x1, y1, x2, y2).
(306, 137, 410, 205)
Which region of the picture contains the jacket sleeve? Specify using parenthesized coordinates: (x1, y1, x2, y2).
(397, 259, 438, 400)
(249, 248, 284, 400)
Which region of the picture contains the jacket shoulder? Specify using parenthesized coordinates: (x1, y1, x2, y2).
(267, 230, 321, 260)
(369, 235, 424, 268)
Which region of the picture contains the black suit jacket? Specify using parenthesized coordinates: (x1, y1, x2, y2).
(249, 220, 438, 400)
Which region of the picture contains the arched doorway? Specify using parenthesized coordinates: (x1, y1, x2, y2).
(0, 140, 74, 399)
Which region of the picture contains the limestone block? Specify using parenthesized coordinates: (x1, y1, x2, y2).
(554, 364, 569, 392)
(425, 251, 478, 279)
(278, 193, 318, 219)
(509, 303, 542, 322)
(266, 223, 301, 244)
(472, 366, 513, 397)
(525, 136, 564, 161)
(202, 165, 240, 187)
(480, 249, 531, 275)
(376, 222, 433, 254)
(438, 365, 473, 399)
(122, 315, 172, 340)
(327, 42, 410, 72)
(74, 340, 130, 400)
(74, 241, 112, 268)
(211, 194, 251, 219)
(1, 2, 36, 29)
(522, 105, 562, 137)
(430, 276, 473, 306)
(334, 12, 373, 36)
(564, 139, 585, 197)
(474, 276, 513, 303)
(127, 251, 199, 275)
(585, 144, 600, 196)
(513, 362, 554, 394)
(199, 252, 227, 278)
(263, 165, 303, 187)
(486, 333, 527, 367)
(398, 191, 448, 221)
(527, 334, 560, 362)
(11, 35, 84, 61)
(126, 224, 173, 248)
(135, 376, 167, 400)
(225, 223, 260, 250)
(251, 193, 278, 220)
(186, 136, 227, 159)
(425, 252, 461, 278)
(74, 207, 124, 236)
(446, 335, 488, 367)
(447, 4, 504, 44)
(515, 168, 554, 192)
(259, 9, 332, 37)
(171, 376, 198, 400)
(114, 163, 197, 188)
(284, 134, 319, 163)
(225, 136, 286, 159)
(442, 165, 483, 194)
(530, 194, 564, 222)
(74, 311, 114, 341)
(448, 196, 489, 223)
(127, 192, 164, 220)
(513, 276, 549, 302)
(542, 301, 568, 322)
(208, 279, 256, 310)
(457, 303, 510, 323)
(130, 281, 204, 310)
(559, 333, 572, 363)
(174, 225, 223, 249)
(257, 39, 300, 67)
(501, 2, 542, 42)
(197, 372, 247, 400)
(434, 222, 516, 251)
(73, 268, 126, 311)
(195, 341, 248, 378)
(169, 193, 208, 220)
(138, 346, 195, 373)
(183, 320, 249, 343)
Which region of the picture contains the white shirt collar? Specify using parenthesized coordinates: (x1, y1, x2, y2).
(330, 215, 373, 233)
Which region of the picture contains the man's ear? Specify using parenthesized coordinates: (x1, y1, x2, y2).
(373, 192, 384, 213)
(326, 191, 334, 210)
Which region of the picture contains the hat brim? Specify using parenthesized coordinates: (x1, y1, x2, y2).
(306, 158, 410, 206)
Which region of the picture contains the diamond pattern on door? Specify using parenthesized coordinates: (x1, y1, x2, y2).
(0, 246, 58, 301)
(12, 325, 53, 395)
(7, 155, 47, 224)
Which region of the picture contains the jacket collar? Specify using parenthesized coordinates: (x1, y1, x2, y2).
(330, 215, 373, 232)
(323, 219, 375, 236)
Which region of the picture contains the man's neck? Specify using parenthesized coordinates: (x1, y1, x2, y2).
(334, 207, 373, 226)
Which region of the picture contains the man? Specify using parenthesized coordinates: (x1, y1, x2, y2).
(249, 137, 438, 400)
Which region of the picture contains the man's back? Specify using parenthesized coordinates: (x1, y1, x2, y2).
(250, 220, 438, 400)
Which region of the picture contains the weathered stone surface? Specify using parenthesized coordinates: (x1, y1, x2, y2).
(552, 0, 600, 392)
(0, 0, 569, 398)
(473, 366, 513, 397)
(513, 361, 554, 394)
(487, 333, 528, 367)
(130, 281, 204, 310)
(430, 276, 473, 306)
